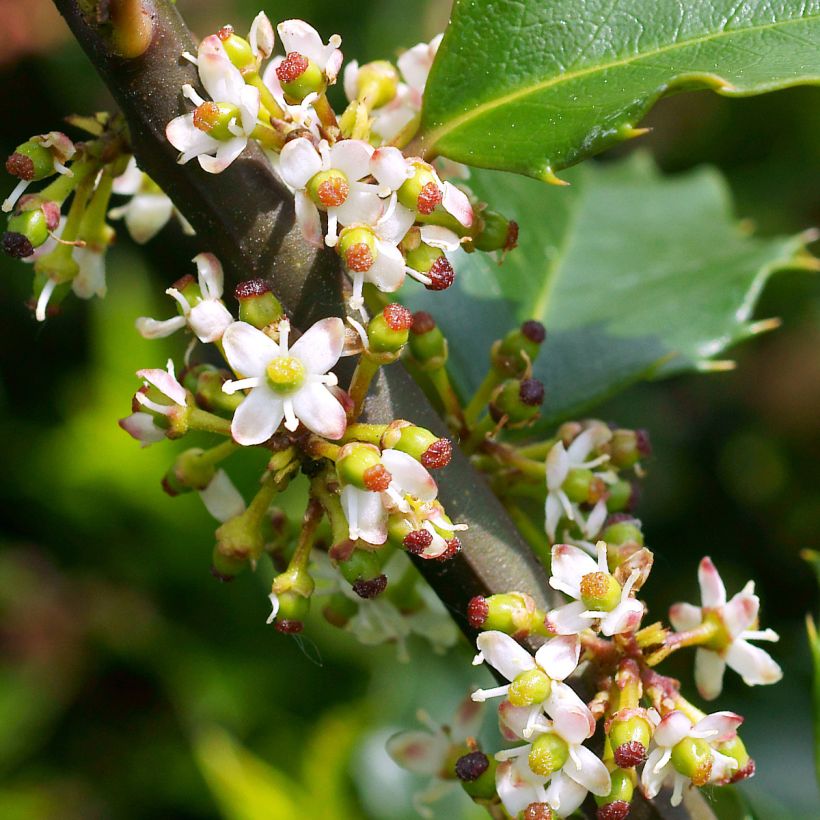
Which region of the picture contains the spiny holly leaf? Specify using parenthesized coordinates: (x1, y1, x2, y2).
(418, 0, 820, 179)
(404, 154, 815, 428)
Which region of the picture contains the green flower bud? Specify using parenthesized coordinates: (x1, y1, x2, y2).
(6, 208, 49, 250)
(336, 442, 392, 491)
(338, 225, 377, 273)
(492, 321, 546, 376)
(354, 60, 399, 108)
(455, 751, 497, 800)
(671, 737, 713, 786)
(408, 311, 447, 369)
(717, 736, 754, 782)
(210, 544, 247, 582)
(368, 303, 413, 354)
(6, 140, 55, 181)
(338, 549, 386, 598)
(602, 520, 644, 548)
(595, 767, 634, 808)
(606, 480, 633, 512)
(389, 425, 453, 470)
(508, 668, 552, 707)
(562, 468, 607, 504)
(466, 592, 537, 635)
(473, 209, 518, 253)
(186, 364, 243, 417)
(609, 428, 651, 469)
(610, 716, 652, 768)
(397, 162, 443, 216)
(322, 591, 358, 627)
(192, 101, 243, 141)
(276, 52, 326, 102)
(162, 448, 216, 496)
(235, 279, 284, 329)
(579, 570, 622, 612)
(273, 589, 310, 633)
(214, 514, 264, 567)
(405, 242, 456, 291)
(490, 378, 544, 425)
(528, 732, 569, 778)
(217, 25, 255, 70)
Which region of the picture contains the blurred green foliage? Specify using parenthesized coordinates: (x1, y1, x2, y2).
(0, 1, 818, 818)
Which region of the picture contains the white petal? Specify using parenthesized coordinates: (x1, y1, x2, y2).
(238, 83, 261, 134)
(692, 711, 743, 743)
(563, 745, 611, 796)
(249, 12, 275, 59)
(371, 94, 416, 142)
(230, 385, 284, 445)
(544, 492, 563, 541)
(199, 469, 246, 522)
(669, 602, 702, 632)
(420, 224, 460, 251)
(329, 139, 373, 180)
(122, 194, 174, 243)
(294, 191, 323, 247)
(137, 363, 187, 405)
(343, 60, 359, 102)
(198, 136, 247, 173)
(451, 696, 485, 742)
(277, 19, 327, 67)
(118, 412, 164, 446)
(386, 730, 448, 776)
(654, 711, 692, 748)
(111, 156, 142, 194)
(278, 137, 323, 190)
(289, 316, 345, 374)
(695, 648, 727, 701)
(474, 631, 535, 682)
(544, 681, 595, 744)
(698, 557, 727, 608)
(600, 598, 643, 636)
(376, 203, 415, 244)
(722, 591, 759, 638)
(545, 601, 589, 636)
(366, 239, 405, 292)
(194, 252, 224, 299)
(642, 748, 671, 798)
(291, 382, 347, 439)
(71, 248, 106, 299)
(189, 300, 234, 343)
(371, 146, 410, 191)
(545, 771, 588, 816)
(135, 315, 187, 339)
(566, 427, 603, 463)
(222, 321, 280, 378)
(397, 40, 435, 92)
(495, 759, 544, 817)
(381, 449, 437, 501)
(166, 114, 218, 156)
(546, 442, 570, 490)
(340, 486, 387, 543)
(197, 35, 245, 103)
(441, 182, 473, 227)
(725, 639, 783, 686)
(535, 635, 580, 681)
(334, 187, 383, 228)
(549, 543, 598, 599)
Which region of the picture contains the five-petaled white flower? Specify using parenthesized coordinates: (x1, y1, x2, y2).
(108, 157, 194, 244)
(136, 253, 234, 344)
(669, 557, 782, 700)
(641, 709, 741, 806)
(277, 137, 382, 248)
(221, 317, 346, 444)
(548, 541, 644, 636)
(277, 19, 343, 84)
(166, 35, 260, 173)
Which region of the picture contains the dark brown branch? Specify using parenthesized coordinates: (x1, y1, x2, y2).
(49, 2, 708, 817)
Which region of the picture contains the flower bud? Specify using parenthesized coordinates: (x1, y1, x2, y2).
(467, 592, 537, 635)
(336, 442, 391, 491)
(338, 225, 377, 273)
(3, 208, 50, 257)
(162, 448, 216, 496)
(455, 751, 497, 800)
(277, 52, 326, 102)
(235, 279, 284, 328)
(610, 716, 652, 768)
(368, 303, 413, 353)
(185, 364, 243, 416)
(354, 60, 400, 108)
(338, 549, 386, 598)
(272, 590, 310, 633)
(387, 424, 452, 469)
(408, 311, 447, 369)
(609, 428, 651, 469)
(670, 737, 713, 786)
(490, 378, 544, 425)
(193, 101, 243, 141)
(210, 545, 246, 582)
(492, 321, 546, 376)
(214, 514, 263, 569)
(528, 732, 569, 777)
(605, 480, 633, 513)
(322, 591, 358, 627)
(405, 242, 456, 291)
(397, 161, 443, 215)
(508, 668, 552, 707)
(6, 140, 56, 181)
(562, 468, 607, 505)
(217, 25, 255, 70)
(473, 209, 519, 253)
(601, 519, 644, 548)
(595, 768, 634, 819)
(715, 736, 754, 783)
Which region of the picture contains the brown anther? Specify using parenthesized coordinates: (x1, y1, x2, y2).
(437, 537, 461, 561)
(691, 758, 713, 787)
(274, 619, 304, 634)
(316, 176, 349, 207)
(217, 25, 234, 41)
(730, 758, 756, 783)
(410, 310, 435, 334)
(352, 574, 388, 599)
(41, 201, 61, 231)
(2, 232, 33, 258)
(363, 464, 392, 492)
(171, 273, 196, 292)
(5, 152, 35, 181)
(505, 220, 520, 251)
(193, 101, 220, 133)
(420, 438, 452, 469)
(344, 243, 374, 272)
(416, 181, 442, 214)
(580, 571, 610, 600)
(454, 751, 489, 782)
(383, 303, 413, 331)
(425, 256, 455, 291)
(614, 740, 646, 768)
(235, 278, 270, 299)
(276, 52, 309, 84)
(597, 802, 631, 820)
(522, 803, 554, 820)
(467, 595, 489, 628)
(403, 529, 433, 555)
(521, 319, 546, 344)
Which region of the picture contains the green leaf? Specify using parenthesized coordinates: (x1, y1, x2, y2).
(404, 154, 814, 427)
(419, 0, 820, 178)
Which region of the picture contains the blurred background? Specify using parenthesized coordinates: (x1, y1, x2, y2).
(0, 1, 817, 818)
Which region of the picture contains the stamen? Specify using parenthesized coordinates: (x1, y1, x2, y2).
(165, 286, 192, 314)
(135, 392, 173, 416)
(2, 179, 30, 213)
(35, 277, 57, 322)
(405, 266, 432, 286)
(222, 377, 261, 394)
(470, 684, 510, 702)
(283, 398, 299, 431)
(182, 83, 206, 107)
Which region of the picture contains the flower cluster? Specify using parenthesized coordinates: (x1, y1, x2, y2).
(390, 545, 779, 818)
(118, 250, 465, 652)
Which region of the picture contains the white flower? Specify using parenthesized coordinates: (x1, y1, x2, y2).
(108, 157, 194, 244)
(669, 557, 782, 700)
(166, 35, 260, 174)
(261, 57, 322, 131)
(471, 631, 592, 743)
(136, 253, 234, 343)
(277, 19, 342, 83)
(120, 359, 188, 442)
(221, 317, 346, 444)
(544, 425, 613, 542)
(343, 35, 442, 144)
(496, 755, 593, 818)
(118, 411, 166, 447)
(277, 137, 382, 248)
(387, 694, 484, 817)
(641, 710, 741, 806)
(548, 541, 644, 636)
